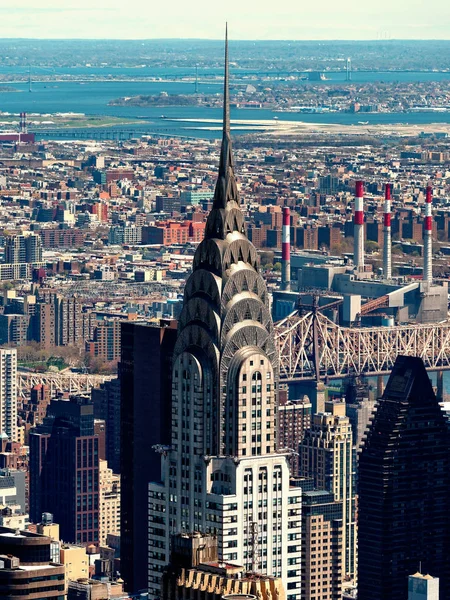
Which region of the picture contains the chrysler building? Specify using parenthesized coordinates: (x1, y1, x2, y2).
(148, 28, 302, 600)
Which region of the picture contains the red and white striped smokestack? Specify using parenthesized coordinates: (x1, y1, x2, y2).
(281, 206, 291, 291)
(19, 112, 27, 134)
(423, 185, 433, 283)
(383, 183, 392, 279)
(354, 180, 365, 270)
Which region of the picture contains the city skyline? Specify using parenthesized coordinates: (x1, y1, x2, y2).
(0, 0, 449, 40)
(1, 7, 450, 600)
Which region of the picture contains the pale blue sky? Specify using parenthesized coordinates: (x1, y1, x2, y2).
(0, 0, 449, 39)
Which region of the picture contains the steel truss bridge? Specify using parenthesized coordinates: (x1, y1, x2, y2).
(275, 310, 450, 381)
(16, 314, 450, 394)
(17, 372, 113, 398)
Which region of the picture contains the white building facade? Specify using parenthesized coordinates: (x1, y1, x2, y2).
(0, 349, 18, 442)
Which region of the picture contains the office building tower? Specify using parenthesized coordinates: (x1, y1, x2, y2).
(148, 31, 302, 600)
(0, 313, 30, 346)
(299, 401, 356, 582)
(301, 490, 343, 600)
(4, 234, 43, 264)
(86, 319, 122, 362)
(32, 302, 56, 349)
(344, 377, 376, 451)
(92, 378, 121, 474)
(0, 526, 65, 600)
(0, 349, 18, 443)
(277, 390, 311, 476)
(358, 356, 450, 600)
(94, 420, 106, 460)
(99, 460, 120, 547)
(54, 295, 82, 346)
(120, 319, 177, 593)
(25, 234, 43, 263)
(408, 573, 439, 600)
(29, 396, 99, 545)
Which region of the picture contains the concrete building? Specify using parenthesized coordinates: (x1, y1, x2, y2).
(300, 401, 356, 583)
(180, 189, 214, 206)
(408, 573, 439, 600)
(148, 38, 302, 600)
(0, 527, 65, 600)
(0, 349, 18, 443)
(32, 302, 56, 349)
(54, 295, 83, 346)
(60, 545, 89, 590)
(108, 225, 142, 245)
(86, 319, 122, 362)
(67, 578, 125, 600)
(0, 468, 26, 514)
(162, 533, 286, 600)
(0, 313, 29, 346)
(0, 262, 45, 281)
(277, 390, 312, 476)
(301, 490, 343, 600)
(4, 233, 43, 264)
(99, 460, 120, 547)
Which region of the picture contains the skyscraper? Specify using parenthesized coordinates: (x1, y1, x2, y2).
(299, 401, 356, 582)
(148, 29, 302, 600)
(358, 356, 450, 600)
(92, 378, 121, 474)
(4, 234, 43, 264)
(0, 349, 18, 443)
(120, 320, 177, 594)
(29, 396, 99, 545)
(277, 390, 311, 476)
(301, 490, 343, 600)
(54, 295, 82, 346)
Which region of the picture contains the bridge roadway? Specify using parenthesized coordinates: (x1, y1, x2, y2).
(34, 128, 186, 140)
(17, 371, 113, 398)
(16, 312, 450, 396)
(275, 310, 450, 381)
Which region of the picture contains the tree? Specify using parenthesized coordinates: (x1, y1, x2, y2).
(365, 240, 380, 253)
(259, 250, 275, 266)
(273, 262, 282, 272)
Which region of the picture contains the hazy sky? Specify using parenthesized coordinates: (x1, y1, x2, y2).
(1, 0, 449, 39)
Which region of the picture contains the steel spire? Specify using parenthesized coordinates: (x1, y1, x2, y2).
(217, 22, 233, 182)
(223, 23, 230, 138)
(205, 24, 240, 233)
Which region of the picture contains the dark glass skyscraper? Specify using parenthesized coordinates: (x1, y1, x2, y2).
(29, 396, 99, 545)
(120, 319, 177, 594)
(358, 355, 450, 600)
